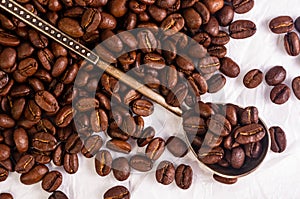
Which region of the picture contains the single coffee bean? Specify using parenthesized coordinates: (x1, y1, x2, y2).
(81, 135, 103, 158)
(35, 91, 59, 113)
(202, 0, 224, 14)
(183, 8, 202, 32)
(175, 164, 193, 189)
(103, 186, 130, 199)
(131, 99, 154, 117)
(166, 82, 188, 107)
(137, 126, 155, 147)
(183, 116, 207, 135)
(202, 131, 223, 148)
(292, 76, 300, 100)
(13, 128, 28, 153)
(269, 16, 294, 34)
(192, 32, 211, 47)
(129, 155, 153, 172)
(244, 141, 263, 158)
(53, 144, 64, 166)
(32, 132, 57, 152)
(207, 45, 227, 58)
(63, 153, 79, 174)
(203, 16, 219, 36)
(269, 126, 286, 153)
(240, 106, 259, 125)
(207, 73, 226, 93)
(106, 139, 132, 154)
(229, 20, 256, 39)
(234, 123, 266, 144)
(156, 161, 175, 185)
(0, 32, 20, 47)
(0, 167, 8, 182)
(220, 57, 240, 78)
(65, 133, 83, 154)
(160, 13, 185, 36)
(265, 66, 286, 86)
(58, 17, 84, 38)
(284, 32, 300, 56)
(112, 157, 130, 181)
(166, 136, 188, 157)
(216, 5, 234, 26)
(195, 101, 214, 118)
(0, 193, 13, 199)
(95, 150, 112, 177)
(20, 164, 49, 185)
(194, 2, 210, 24)
(0, 48, 16, 70)
(213, 174, 238, 184)
(81, 8, 101, 33)
(232, 0, 254, 14)
(231, 146, 245, 169)
(48, 191, 68, 199)
(55, 105, 76, 128)
(41, 171, 62, 192)
(270, 84, 291, 105)
(15, 154, 35, 173)
(145, 137, 165, 160)
(0, 144, 10, 161)
(28, 30, 48, 49)
(207, 114, 231, 137)
(243, 69, 263, 89)
(198, 147, 224, 164)
(0, 114, 15, 129)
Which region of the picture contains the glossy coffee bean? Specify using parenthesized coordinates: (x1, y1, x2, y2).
(137, 127, 155, 147)
(284, 32, 300, 56)
(243, 69, 263, 89)
(203, 16, 219, 36)
(231, 147, 245, 169)
(213, 174, 237, 184)
(131, 99, 154, 117)
(63, 153, 79, 174)
(112, 157, 130, 181)
(48, 191, 68, 199)
(95, 150, 112, 177)
(160, 13, 185, 36)
(0, 144, 10, 161)
(269, 16, 294, 34)
(55, 105, 75, 128)
(0, 167, 8, 182)
(0, 193, 13, 199)
(15, 154, 35, 174)
(270, 84, 291, 105)
(53, 144, 64, 166)
(216, 5, 234, 26)
(239, 106, 259, 125)
(81, 8, 101, 33)
(58, 18, 84, 38)
(13, 128, 28, 153)
(207, 114, 231, 137)
(229, 20, 256, 39)
(81, 135, 103, 158)
(183, 116, 206, 135)
(41, 171, 62, 192)
(103, 186, 130, 199)
(244, 141, 263, 158)
(194, 2, 210, 24)
(220, 57, 240, 78)
(269, 126, 286, 153)
(0, 114, 15, 129)
(35, 91, 59, 113)
(202, 0, 224, 14)
(292, 76, 300, 100)
(145, 137, 165, 160)
(265, 66, 286, 86)
(20, 164, 49, 185)
(198, 147, 224, 164)
(207, 73, 226, 93)
(166, 136, 188, 157)
(234, 124, 266, 144)
(156, 161, 175, 185)
(106, 139, 131, 154)
(65, 134, 83, 154)
(32, 132, 57, 152)
(232, 0, 254, 14)
(129, 155, 153, 172)
(166, 83, 188, 107)
(175, 164, 193, 189)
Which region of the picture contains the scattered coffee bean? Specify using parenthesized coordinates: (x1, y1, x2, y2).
(103, 186, 130, 199)
(213, 174, 238, 184)
(156, 161, 175, 185)
(166, 136, 188, 157)
(269, 16, 294, 34)
(129, 155, 153, 172)
(265, 66, 286, 86)
(292, 76, 300, 100)
(284, 32, 300, 56)
(112, 157, 130, 181)
(41, 171, 63, 192)
(175, 164, 193, 189)
(243, 69, 263, 89)
(48, 191, 68, 199)
(269, 126, 287, 153)
(270, 84, 291, 104)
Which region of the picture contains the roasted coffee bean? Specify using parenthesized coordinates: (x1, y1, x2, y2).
(112, 157, 130, 181)
(131, 116, 144, 139)
(234, 123, 266, 144)
(233, 0, 254, 14)
(15, 154, 35, 173)
(148, 5, 167, 22)
(203, 16, 219, 36)
(243, 69, 263, 89)
(32, 132, 57, 152)
(108, 0, 128, 17)
(220, 57, 240, 78)
(55, 105, 75, 128)
(202, 0, 224, 14)
(0, 144, 10, 161)
(145, 137, 165, 160)
(131, 99, 154, 116)
(0, 159, 12, 172)
(240, 106, 259, 125)
(292, 76, 300, 100)
(231, 146, 245, 169)
(53, 144, 64, 166)
(121, 116, 136, 137)
(175, 164, 193, 189)
(101, 30, 123, 53)
(244, 141, 263, 158)
(176, 56, 195, 71)
(106, 139, 131, 154)
(195, 101, 214, 118)
(207, 73, 226, 93)
(103, 186, 130, 199)
(63, 153, 78, 174)
(213, 174, 238, 184)
(0, 32, 20, 47)
(0, 48, 16, 70)
(208, 45, 227, 58)
(95, 150, 112, 176)
(13, 128, 28, 153)
(183, 116, 206, 135)
(156, 161, 175, 185)
(166, 136, 188, 157)
(211, 31, 230, 46)
(0, 167, 8, 182)
(216, 5, 234, 27)
(198, 56, 220, 74)
(58, 18, 84, 38)
(32, 150, 51, 164)
(203, 131, 223, 148)
(81, 135, 103, 158)
(48, 191, 68, 199)
(137, 127, 155, 147)
(65, 133, 83, 154)
(229, 20, 256, 39)
(166, 82, 188, 107)
(207, 114, 231, 137)
(269, 16, 294, 34)
(129, 155, 153, 172)
(81, 8, 101, 33)
(269, 126, 286, 153)
(107, 128, 130, 141)
(0, 193, 13, 199)
(28, 30, 48, 49)
(198, 147, 224, 164)
(41, 171, 62, 192)
(192, 32, 211, 47)
(270, 84, 291, 104)
(35, 91, 59, 113)
(137, 30, 157, 53)
(265, 66, 286, 86)
(143, 53, 165, 70)
(183, 8, 202, 32)
(194, 2, 210, 24)
(284, 32, 300, 56)
(20, 164, 49, 185)
(161, 13, 185, 36)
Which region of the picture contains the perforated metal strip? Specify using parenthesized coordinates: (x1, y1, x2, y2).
(0, 0, 99, 64)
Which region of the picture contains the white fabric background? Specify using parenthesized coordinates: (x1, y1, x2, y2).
(1, 0, 300, 198)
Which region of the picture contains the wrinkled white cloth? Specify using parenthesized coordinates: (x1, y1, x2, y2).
(1, 0, 300, 198)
